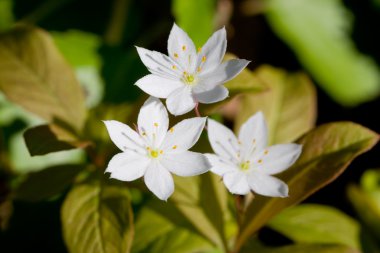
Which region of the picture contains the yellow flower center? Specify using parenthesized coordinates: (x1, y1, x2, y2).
(186, 74, 195, 83)
(240, 161, 250, 171)
(150, 150, 159, 158)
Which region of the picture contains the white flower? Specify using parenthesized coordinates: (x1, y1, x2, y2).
(103, 97, 210, 200)
(135, 23, 250, 116)
(206, 112, 302, 197)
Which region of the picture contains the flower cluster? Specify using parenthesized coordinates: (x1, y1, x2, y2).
(104, 23, 302, 200)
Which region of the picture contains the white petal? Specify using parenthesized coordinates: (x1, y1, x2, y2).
(135, 74, 183, 98)
(161, 117, 206, 152)
(223, 171, 251, 195)
(193, 85, 229, 104)
(103, 120, 145, 153)
(167, 23, 197, 71)
(205, 153, 236, 176)
(197, 27, 227, 74)
(144, 162, 174, 201)
(238, 111, 268, 159)
(207, 118, 240, 162)
(107, 152, 150, 181)
(161, 151, 210, 177)
(136, 46, 182, 79)
(166, 86, 196, 116)
(199, 59, 250, 90)
(253, 144, 302, 175)
(248, 173, 288, 198)
(138, 97, 168, 146)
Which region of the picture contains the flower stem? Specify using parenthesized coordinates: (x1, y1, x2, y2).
(194, 102, 202, 117)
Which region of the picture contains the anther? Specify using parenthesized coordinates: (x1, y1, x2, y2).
(172, 145, 177, 149)
(202, 56, 206, 62)
(174, 53, 178, 58)
(182, 45, 186, 51)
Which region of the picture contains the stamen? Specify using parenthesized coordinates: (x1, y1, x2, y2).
(197, 47, 202, 52)
(258, 159, 263, 164)
(202, 56, 206, 62)
(172, 65, 177, 70)
(264, 150, 269, 155)
(197, 67, 201, 72)
(174, 53, 178, 58)
(182, 45, 186, 51)
(160, 150, 163, 154)
(172, 145, 177, 149)
(154, 123, 158, 127)
(170, 127, 174, 133)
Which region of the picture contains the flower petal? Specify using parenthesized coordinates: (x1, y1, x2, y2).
(238, 111, 268, 159)
(135, 74, 183, 98)
(205, 153, 236, 176)
(161, 117, 206, 152)
(166, 86, 196, 116)
(253, 144, 302, 175)
(136, 46, 182, 79)
(144, 162, 174, 201)
(193, 85, 229, 104)
(167, 23, 197, 71)
(197, 27, 227, 74)
(207, 118, 240, 162)
(161, 151, 210, 176)
(247, 173, 288, 198)
(103, 120, 145, 153)
(107, 152, 150, 181)
(223, 171, 251, 195)
(199, 59, 250, 90)
(138, 97, 168, 146)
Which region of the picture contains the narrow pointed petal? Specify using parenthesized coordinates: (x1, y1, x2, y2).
(207, 118, 240, 162)
(253, 144, 302, 175)
(135, 74, 183, 98)
(107, 152, 150, 181)
(205, 153, 236, 176)
(162, 117, 206, 152)
(239, 111, 268, 159)
(161, 151, 210, 177)
(197, 27, 227, 73)
(223, 171, 251, 195)
(136, 46, 181, 79)
(167, 23, 197, 70)
(166, 87, 196, 116)
(103, 120, 145, 153)
(193, 85, 229, 104)
(248, 173, 288, 198)
(144, 162, 174, 201)
(138, 97, 169, 146)
(199, 59, 250, 90)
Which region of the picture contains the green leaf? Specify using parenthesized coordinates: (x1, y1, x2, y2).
(24, 124, 91, 156)
(14, 164, 83, 202)
(235, 65, 317, 144)
(0, 0, 14, 31)
(133, 200, 220, 253)
(223, 54, 267, 94)
(265, 0, 380, 106)
(268, 204, 360, 249)
(347, 184, 380, 241)
(62, 180, 133, 253)
(172, 0, 216, 46)
(0, 25, 86, 131)
(169, 173, 230, 251)
(243, 242, 360, 253)
(9, 130, 85, 174)
(234, 122, 379, 252)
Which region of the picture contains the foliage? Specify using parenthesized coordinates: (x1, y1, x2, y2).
(0, 1, 378, 253)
